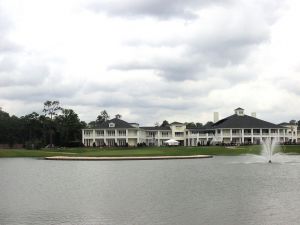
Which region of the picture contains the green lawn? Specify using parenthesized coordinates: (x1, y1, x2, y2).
(1, 145, 299, 158)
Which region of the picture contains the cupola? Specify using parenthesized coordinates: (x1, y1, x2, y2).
(234, 107, 244, 116)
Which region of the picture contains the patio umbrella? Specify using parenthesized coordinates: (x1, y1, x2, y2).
(164, 139, 179, 146)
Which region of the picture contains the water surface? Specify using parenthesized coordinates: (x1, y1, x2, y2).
(0, 156, 300, 225)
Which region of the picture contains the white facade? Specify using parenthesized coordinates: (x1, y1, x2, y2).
(82, 109, 298, 147)
(279, 123, 299, 143)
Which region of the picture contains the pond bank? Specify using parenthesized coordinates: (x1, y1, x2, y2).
(45, 155, 213, 161)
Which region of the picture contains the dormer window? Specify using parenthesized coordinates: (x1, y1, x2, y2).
(234, 108, 244, 116)
(109, 123, 115, 127)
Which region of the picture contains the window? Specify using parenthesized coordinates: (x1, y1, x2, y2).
(244, 129, 251, 135)
(109, 123, 115, 128)
(232, 129, 240, 134)
(148, 132, 156, 137)
(107, 130, 115, 136)
(95, 130, 104, 136)
(84, 130, 92, 136)
(118, 130, 126, 136)
(161, 132, 169, 137)
(118, 139, 126, 146)
(175, 132, 184, 137)
(253, 129, 260, 134)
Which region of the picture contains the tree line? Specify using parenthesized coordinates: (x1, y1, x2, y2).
(0, 101, 86, 149)
(0, 101, 123, 149)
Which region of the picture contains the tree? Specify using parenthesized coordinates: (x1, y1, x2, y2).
(20, 112, 43, 143)
(290, 120, 296, 125)
(43, 100, 62, 147)
(204, 121, 214, 127)
(96, 110, 110, 124)
(160, 120, 169, 127)
(55, 108, 85, 146)
(196, 122, 203, 128)
(0, 110, 24, 146)
(88, 121, 97, 128)
(185, 122, 196, 128)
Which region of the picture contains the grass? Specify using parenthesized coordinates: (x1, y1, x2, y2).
(1, 145, 299, 158)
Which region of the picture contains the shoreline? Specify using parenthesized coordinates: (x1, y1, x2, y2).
(45, 155, 213, 161)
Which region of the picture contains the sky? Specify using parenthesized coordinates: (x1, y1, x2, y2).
(0, 0, 300, 125)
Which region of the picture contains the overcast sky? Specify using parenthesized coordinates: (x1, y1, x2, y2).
(0, 0, 300, 125)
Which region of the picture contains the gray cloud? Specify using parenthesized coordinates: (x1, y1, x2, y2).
(0, 57, 50, 87)
(111, 56, 205, 81)
(0, 9, 20, 53)
(88, 0, 233, 19)
(0, 78, 82, 102)
(108, 0, 277, 82)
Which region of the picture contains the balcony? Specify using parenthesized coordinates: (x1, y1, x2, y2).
(161, 135, 172, 138)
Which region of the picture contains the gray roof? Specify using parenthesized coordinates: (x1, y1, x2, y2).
(278, 122, 296, 126)
(170, 121, 184, 125)
(96, 118, 135, 129)
(212, 114, 284, 129)
(141, 126, 171, 131)
(235, 107, 244, 110)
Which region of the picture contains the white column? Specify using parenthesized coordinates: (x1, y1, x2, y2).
(230, 129, 233, 142)
(92, 129, 96, 144)
(251, 129, 253, 143)
(220, 129, 223, 142)
(82, 129, 84, 145)
(260, 128, 263, 142)
(241, 129, 244, 143)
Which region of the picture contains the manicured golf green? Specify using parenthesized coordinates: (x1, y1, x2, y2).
(0, 145, 299, 158)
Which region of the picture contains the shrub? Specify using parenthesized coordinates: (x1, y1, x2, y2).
(25, 140, 43, 150)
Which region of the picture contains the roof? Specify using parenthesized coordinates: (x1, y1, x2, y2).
(235, 107, 244, 110)
(96, 118, 135, 129)
(278, 122, 297, 126)
(140, 126, 171, 131)
(212, 114, 284, 129)
(170, 122, 184, 125)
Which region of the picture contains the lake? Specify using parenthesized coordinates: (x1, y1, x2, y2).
(0, 155, 300, 225)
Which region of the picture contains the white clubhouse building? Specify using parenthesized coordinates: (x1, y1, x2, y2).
(82, 108, 299, 147)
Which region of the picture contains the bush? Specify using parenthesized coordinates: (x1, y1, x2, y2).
(65, 141, 84, 147)
(25, 140, 43, 150)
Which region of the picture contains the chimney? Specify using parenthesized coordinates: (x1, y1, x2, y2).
(251, 112, 256, 118)
(214, 112, 219, 123)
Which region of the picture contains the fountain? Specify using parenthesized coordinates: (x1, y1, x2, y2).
(261, 137, 278, 163)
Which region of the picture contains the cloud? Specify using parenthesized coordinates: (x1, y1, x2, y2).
(0, 9, 20, 53)
(0, 0, 298, 126)
(88, 0, 233, 20)
(0, 55, 51, 87)
(109, 2, 273, 82)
